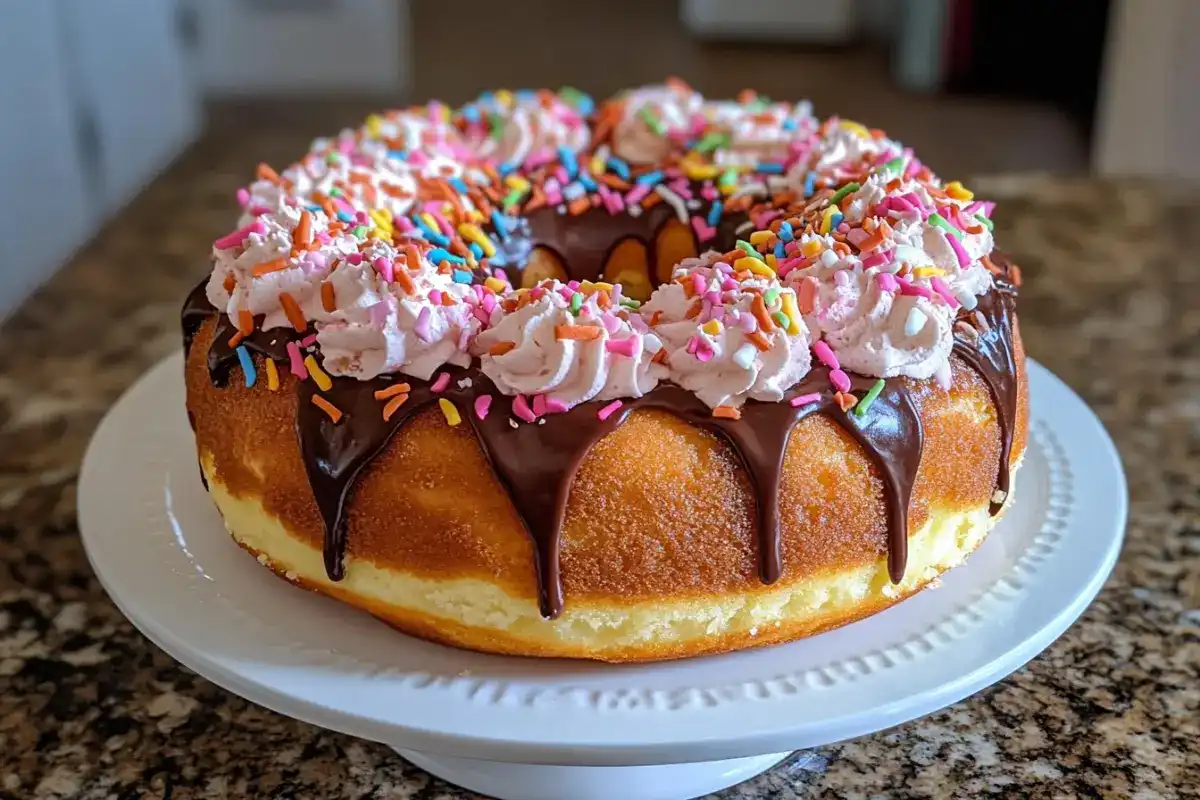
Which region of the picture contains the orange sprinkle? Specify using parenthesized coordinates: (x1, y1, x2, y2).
(382, 393, 410, 422)
(748, 330, 772, 352)
(712, 405, 742, 420)
(374, 382, 412, 400)
(237, 309, 254, 336)
(488, 341, 517, 356)
(651, 348, 669, 365)
(320, 281, 337, 312)
(257, 162, 281, 183)
(568, 198, 590, 216)
(292, 210, 312, 250)
(555, 324, 603, 341)
(685, 299, 703, 319)
(834, 391, 858, 412)
(798, 278, 817, 314)
(856, 230, 887, 254)
(227, 330, 245, 348)
(752, 295, 776, 332)
(251, 257, 290, 277)
(223, 274, 236, 293)
(649, 310, 663, 326)
(598, 174, 631, 191)
(641, 192, 663, 209)
(311, 394, 343, 423)
(278, 292, 307, 332)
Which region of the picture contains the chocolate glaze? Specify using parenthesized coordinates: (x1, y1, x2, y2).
(182, 248, 1018, 620)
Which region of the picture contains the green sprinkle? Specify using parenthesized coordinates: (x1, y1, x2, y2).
(695, 132, 730, 154)
(882, 157, 905, 175)
(736, 240, 765, 261)
(764, 287, 780, 307)
(502, 188, 526, 210)
(718, 168, 739, 186)
(328, 187, 343, 197)
(928, 213, 961, 239)
(974, 213, 994, 231)
(771, 311, 791, 329)
(829, 182, 861, 205)
(619, 297, 641, 309)
(637, 107, 666, 136)
(569, 292, 583, 314)
(488, 112, 505, 141)
(854, 379, 887, 417)
(351, 225, 367, 238)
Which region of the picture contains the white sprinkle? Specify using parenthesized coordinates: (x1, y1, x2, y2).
(643, 332, 663, 355)
(556, 204, 567, 214)
(686, 199, 701, 210)
(736, 220, 755, 235)
(538, 418, 546, 425)
(904, 306, 927, 336)
(653, 185, 689, 224)
(732, 343, 758, 370)
(819, 249, 839, 268)
(508, 418, 519, 429)
(954, 287, 979, 310)
(893, 244, 928, 267)
(457, 377, 474, 389)
(627, 204, 643, 218)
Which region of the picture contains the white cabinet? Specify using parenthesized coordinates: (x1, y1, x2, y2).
(0, 0, 200, 318)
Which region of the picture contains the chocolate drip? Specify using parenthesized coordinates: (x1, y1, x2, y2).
(953, 277, 1018, 514)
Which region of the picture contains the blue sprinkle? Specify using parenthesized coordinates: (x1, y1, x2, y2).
(606, 157, 631, 181)
(636, 170, 664, 186)
(497, 161, 518, 177)
(558, 146, 578, 180)
(707, 200, 723, 228)
(830, 212, 844, 230)
(452, 269, 474, 284)
(774, 242, 786, 260)
(782, 118, 798, 132)
(468, 242, 484, 259)
(306, 204, 323, 213)
(336, 211, 355, 223)
(578, 172, 597, 191)
(235, 346, 256, 388)
(450, 177, 470, 194)
(461, 106, 481, 123)
(515, 89, 537, 102)
(779, 220, 794, 242)
(803, 171, 816, 198)
(491, 210, 511, 241)
(428, 248, 466, 265)
(413, 216, 450, 246)
(388, 150, 409, 162)
(756, 162, 785, 174)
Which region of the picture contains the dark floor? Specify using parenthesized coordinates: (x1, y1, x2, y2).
(209, 0, 1088, 179)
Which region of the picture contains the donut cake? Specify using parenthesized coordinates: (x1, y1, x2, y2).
(183, 81, 1026, 662)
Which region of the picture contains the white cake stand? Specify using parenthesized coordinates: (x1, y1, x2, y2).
(79, 354, 1125, 800)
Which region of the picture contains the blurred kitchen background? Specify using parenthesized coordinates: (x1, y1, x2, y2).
(1, 0, 1185, 320)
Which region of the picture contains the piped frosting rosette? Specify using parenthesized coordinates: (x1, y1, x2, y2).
(702, 97, 819, 166)
(458, 89, 592, 170)
(641, 252, 813, 409)
(610, 82, 704, 165)
(473, 280, 667, 415)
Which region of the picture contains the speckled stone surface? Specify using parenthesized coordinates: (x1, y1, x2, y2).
(0, 123, 1196, 799)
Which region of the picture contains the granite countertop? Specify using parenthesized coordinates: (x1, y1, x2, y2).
(0, 125, 1197, 798)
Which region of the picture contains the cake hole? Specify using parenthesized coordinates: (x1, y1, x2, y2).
(520, 246, 568, 289)
(603, 238, 652, 300)
(655, 218, 698, 284)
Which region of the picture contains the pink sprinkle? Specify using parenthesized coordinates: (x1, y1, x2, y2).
(790, 393, 821, 407)
(813, 340, 840, 370)
(721, 277, 739, 292)
(532, 394, 547, 417)
(301, 333, 318, 347)
(414, 307, 433, 343)
(597, 400, 623, 421)
(945, 232, 972, 267)
(430, 210, 455, 236)
(830, 368, 851, 393)
(625, 183, 652, 206)
(286, 341, 308, 378)
(567, 280, 581, 290)
(862, 250, 894, 270)
(338, 138, 355, 154)
(430, 372, 451, 393)
(407, 150, 428, 167)
(554, 166, 570, 185)
(846, 228, 870, 247)
(601, 313, 622, 334)
(691, 217, 716, 242)
(605, 336, 638, 357)
(249, 205, 272, 217)
(369, 301, 388, 327)
(739, 312, 758, 333)
(980, 201, 996, 217)
(512, 395, 536, 423)
(530, 286, 547, 301)
(876, 272, 899, 292)
(753, 210, 782, 229)
(394, 216, 415, 233)
(686, 336, 700, 356)
(373, 256, 394, 283)
(493, 267, 509, 283)
(346, 252, 364, 266)
(355, 210, 370, 225)
(481, 293, 497, 314)
(700, 184, 718, 201)
(930, 276, 960, 308)
(610, 283, 623, 305)
(962, 201, 983, 216)
(213, 221, 264, 250)
(430, 289, 444, 305)
(784, 240, 800, 255)
(545, 397, 569, 414)
(474, 395, 492, 420)
(692, 273, 707, 295)
(472, 305, 490, 326)
(236, 188, 251, 207)
(456, 327, 471, 352)
(897, 278, 933, 299)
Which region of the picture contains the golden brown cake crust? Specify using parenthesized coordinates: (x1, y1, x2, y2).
(185, 313, 1028, 637)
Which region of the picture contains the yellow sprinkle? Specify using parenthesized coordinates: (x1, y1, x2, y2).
(590, 155, 605, 176)
(734, 257, 776, 279)
(781, 292, 802, 335)
(838, 119, 871, 138)
(701, 319, 723, 336)
(945, 181, 974, 201)
(913, 267, 947, 278)
(683, 162, 721, 181)
(495, 89, 513, 106)
(365, 114, 383, 138)
(749, 231, 774, 246)
(304, 355, 332, 392)
(719, 181, 738, 196)
(801, 239, 825, 257)
(504, 175, 530, 192)
(765, 253, 777, 268)
(438, 398, 462, 427)
(820, 205, 837, 235)
(593, 281, 614, 292)
(484, 277, 508, 293)
(458, 223, 496, 257)
(369, 208, 393, 230)
(265, 358, 280, 391)
(420, 213, 442, 234)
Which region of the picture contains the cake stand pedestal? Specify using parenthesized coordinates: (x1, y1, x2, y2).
(79, 355, 1126, 800)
